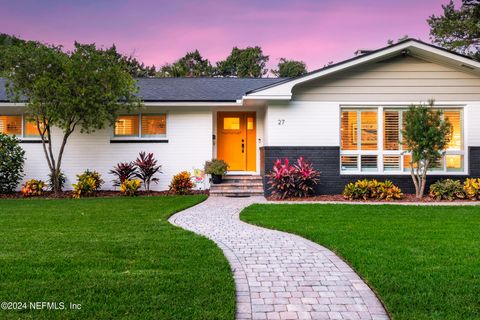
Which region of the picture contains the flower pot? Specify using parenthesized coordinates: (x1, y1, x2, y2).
(211, 174, 223, 184)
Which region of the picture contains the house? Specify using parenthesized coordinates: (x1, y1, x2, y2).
(1, 39, 480, 195)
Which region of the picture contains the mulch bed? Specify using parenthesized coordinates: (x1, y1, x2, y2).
(0, 190, 209, 199)
(268, 193, 479, 203)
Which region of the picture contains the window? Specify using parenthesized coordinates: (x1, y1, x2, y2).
(114, 114, 166, 138)
(0, 115, 22, 135)
(141, 115, 166, 136)
(340, 107, 465, 174)
(0, 115, 40, 138)
(223, 117, 240, 130)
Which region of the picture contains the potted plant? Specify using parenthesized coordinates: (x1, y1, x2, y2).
(204, 159, 229, 184)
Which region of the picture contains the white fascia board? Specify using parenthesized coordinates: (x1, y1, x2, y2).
(242, 94, 291, 100)
(0, 102, 26, 107)
(144, 101, 241, 107)
(245, 41, 480, 99)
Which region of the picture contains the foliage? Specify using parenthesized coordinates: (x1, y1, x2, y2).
(21, 179, 46, 197)
(429, 179, 466, 201)
(120, 179, 142, 196)
(109, 162, 137, 187)
(216, 46, 269, 77)
(463, 178, 480, 200)
(134, 152, 162, 191)
(72, 170, 104, 198)
(204, 159, 229, 176)
(342, 179, 402, 201)
(2, 40, 141, 193)
(47, 170, 66, 192)
(0, 33, 27, 75)
(0, 133, 26, 193)
(402, 101, 451, 198)
(267, 157, 320, 199)
(272, 58, 307, 77)
(169, 171, 195, 195)
(105, 44, 157, 77)
(428, 0, 480, 61)
(159, 50, 214, 77)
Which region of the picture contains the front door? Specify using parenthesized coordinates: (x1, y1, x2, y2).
(217, 112, 256, 171)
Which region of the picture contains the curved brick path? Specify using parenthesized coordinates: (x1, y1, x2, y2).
(169, 197, 389, 320)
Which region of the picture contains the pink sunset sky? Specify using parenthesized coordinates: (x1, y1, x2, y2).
(0, 0, 460, 72)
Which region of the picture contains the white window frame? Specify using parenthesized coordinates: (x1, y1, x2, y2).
(112, 113, 168, 139)
(340, 105, 467, 175)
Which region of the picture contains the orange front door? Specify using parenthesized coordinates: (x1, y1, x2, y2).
(217, 112, 256, 171)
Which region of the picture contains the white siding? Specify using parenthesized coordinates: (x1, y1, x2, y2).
(466, 103, 480, 146)
(18, 106, 213, 191)
(266, 101, 339, 146)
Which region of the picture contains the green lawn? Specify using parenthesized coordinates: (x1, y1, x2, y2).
(0, 196, 235, 320)
(241, 204, 480, 320)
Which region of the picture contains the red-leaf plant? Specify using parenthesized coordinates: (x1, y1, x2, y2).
(134, 152, 162, 192)
(109, 162, 137, 187)
(267, 157, 320, 199)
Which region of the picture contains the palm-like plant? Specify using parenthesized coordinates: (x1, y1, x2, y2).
(109, 162, 137, 187)
(134, 152, 162, 191)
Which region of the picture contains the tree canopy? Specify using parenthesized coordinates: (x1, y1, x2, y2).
(402, 101, 451, 198)
(159, 50, 214, 77)
(428, 0, 480, 61)
(106, 44, 157, 77)
(2, 41, 141, 192)
(272, 58, 307, 77)
(216, 46, 269, 78)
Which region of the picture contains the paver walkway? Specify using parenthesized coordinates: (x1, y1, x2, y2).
(169, 197, 389, 320)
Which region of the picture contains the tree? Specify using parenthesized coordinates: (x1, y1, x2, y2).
(216, 46, 269, 77)
(106, 44, 157, 77)
(272, 58, 307, 77)
(402, 101, 451, 198)
(428, 0, 480, 61)
(0, 133, 26, 193)
(0, 34, 26, 75)
(3, 41, 141, 193)
(159, 50, 214, 77)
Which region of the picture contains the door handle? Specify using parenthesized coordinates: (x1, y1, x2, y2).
(242, 139, 245, 153)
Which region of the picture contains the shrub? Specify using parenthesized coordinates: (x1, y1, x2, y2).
(109, 162, 137, 187)
(47, 171, 66, 191)
(343, 179, 402, 201)
(120, 179, 141, 196)
(72, 170, 103, 198)
(267, 157, 320, 199)
(378, 180, 403, 201)
(0, 133, 26, 193)
(21, 179, 46, 197)
(463, 178, 480, 200)
(134, 152, 161, 191)
(169, 171, 195, 195)
(204, 159, 229, 176)
(429, 179, 465, 201)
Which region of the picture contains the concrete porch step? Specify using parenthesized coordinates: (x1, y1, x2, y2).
(210, 174, 264, 197)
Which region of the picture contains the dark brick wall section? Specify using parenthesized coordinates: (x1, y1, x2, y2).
(261, 146, 480, 195)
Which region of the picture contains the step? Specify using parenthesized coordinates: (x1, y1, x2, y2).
(223, 175, 262, 180)
(209, 189, 264, 197)
(210, 182, 264, 189)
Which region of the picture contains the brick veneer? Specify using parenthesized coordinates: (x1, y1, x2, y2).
(261, 146, 480, 195)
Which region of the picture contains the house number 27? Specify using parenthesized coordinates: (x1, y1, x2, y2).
(278, 119, 285, 125)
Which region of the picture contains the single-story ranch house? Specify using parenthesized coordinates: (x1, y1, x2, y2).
(1, 39, 480, 195)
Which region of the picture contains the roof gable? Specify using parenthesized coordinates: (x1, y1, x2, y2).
(244, 39, 480, 100)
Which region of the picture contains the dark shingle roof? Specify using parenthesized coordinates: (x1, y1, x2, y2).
(0, 77, 285, 102)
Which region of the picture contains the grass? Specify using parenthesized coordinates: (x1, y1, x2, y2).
(0, 196, 235, 320)
(241, 204, 480, 320)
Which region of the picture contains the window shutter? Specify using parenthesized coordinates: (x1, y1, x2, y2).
(384, 111, 399, 150)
